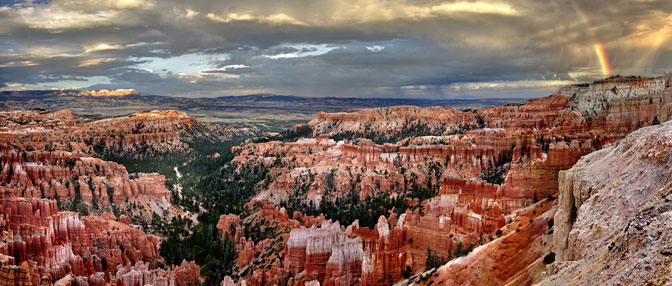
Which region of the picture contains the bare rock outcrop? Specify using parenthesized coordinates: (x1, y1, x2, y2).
(285, 221, 363, 285)
(539, 120, 672, 285)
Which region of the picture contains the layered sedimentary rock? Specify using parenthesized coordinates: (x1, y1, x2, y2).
(226, 76, 672, 285)
(217, 214, 242, 241)
(285, 221, 363, 286)
(0, 109, 186, 156)
(0, 108, 262, 158)
(0, 144, 174, 219)
(309, 105, 480, 141)
(0, 196, 200, 285)
(409, 198, 555, 286)
(0, 108, 211, 285)
(3, 76, 671, 286)
(538, 119, 672, 285)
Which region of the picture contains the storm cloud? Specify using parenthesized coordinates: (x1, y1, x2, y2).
(1, 0, 671, 98)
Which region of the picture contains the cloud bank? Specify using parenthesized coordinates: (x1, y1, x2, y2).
(1, 0, 671, 98)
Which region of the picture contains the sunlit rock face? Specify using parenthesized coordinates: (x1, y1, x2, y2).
(308, 105, 480, 140)
(53, 89, 142, 97)
(226, 76, 672, 285)
(0, 109, 190, 156)
(1, 76, 671, 286)
(538, 119, 672, 286)
(406, 199, 556, 286)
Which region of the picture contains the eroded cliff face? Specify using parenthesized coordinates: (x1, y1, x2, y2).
(0, 109, 213, 285)
(224, 76, 672, 286)
(538, 119, 672, 285)
(0, 196, 200, 286)
(3, 76, 670, 286)
(0, 144, 175, 220)
(308, 106, 480, 141)
(404, 199, 556, 286)
(0, 109, 262, 158)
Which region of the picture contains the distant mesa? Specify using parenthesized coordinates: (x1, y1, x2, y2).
(51, 88, 141, 97)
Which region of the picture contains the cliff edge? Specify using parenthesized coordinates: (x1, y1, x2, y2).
(540, 120, 672, 285)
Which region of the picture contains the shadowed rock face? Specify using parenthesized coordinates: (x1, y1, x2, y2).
(222, 76, 672, 286)
(539, 119, 672, 286)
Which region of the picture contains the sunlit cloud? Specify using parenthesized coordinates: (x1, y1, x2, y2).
(430, 1, 518, 16)
(366, 46, 385, 52)
(14, 7, 119, 29)
(78, 57, 118, 67)
(207, 12, 305, 25)
(184, 9, 199, 18)
(85, 44, 124, 53)
(328, 1, 520, 23)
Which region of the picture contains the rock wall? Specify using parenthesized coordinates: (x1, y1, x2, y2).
(0, 108, 260, 159)
(0, 145, 173, 219)
(409, 200, 555, 286)
(539, 119, 672, 285)
(284, 221, 363, 286)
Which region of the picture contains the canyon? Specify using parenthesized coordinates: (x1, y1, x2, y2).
(0, 75, 671, 286)
(0, 90, 519, 132)
(0, 108, 260, 285)
(218, 75, 672, 285)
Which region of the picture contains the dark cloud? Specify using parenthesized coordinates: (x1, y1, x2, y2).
(0, 0, 671, 98)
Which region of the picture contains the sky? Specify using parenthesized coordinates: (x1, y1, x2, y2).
(0, 0, 671, 98)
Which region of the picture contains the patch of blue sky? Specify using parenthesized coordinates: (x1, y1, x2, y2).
(129, 53, 229, 76)
(1, 0, 50, 7)
(0, 40, 26, 53)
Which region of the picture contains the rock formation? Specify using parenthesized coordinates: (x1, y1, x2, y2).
(0, 144, 175, 219)
(3, 76, 672, 286)
(52, 89, 141, 97)
(284, 221, 363, 285)
(0, 195, 200, 285)
(0, 108, 211, 285)
(225, 76, 672, 285)
(538, 119, 672, 285)
(0, 108, 261, 158)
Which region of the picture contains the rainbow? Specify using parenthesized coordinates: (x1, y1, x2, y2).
(593, 43, 611, 77)
(570, 0, 612, 78)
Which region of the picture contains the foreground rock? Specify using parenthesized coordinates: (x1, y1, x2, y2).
(539, 119, 672, 285)
(406, 199, 555, 286)
(0, 196, 200, 285)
